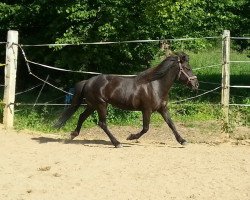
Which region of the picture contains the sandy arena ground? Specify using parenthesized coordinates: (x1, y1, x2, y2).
(0, 123, 250, 200)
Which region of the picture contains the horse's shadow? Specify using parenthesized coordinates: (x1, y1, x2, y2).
(31, 136, 134, 148)
(31, 136, 185, 149)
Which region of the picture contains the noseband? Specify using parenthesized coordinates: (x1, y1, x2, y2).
(177, 59, 197, 85)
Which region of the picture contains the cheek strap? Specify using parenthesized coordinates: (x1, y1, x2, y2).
(177, 62, 197, 85)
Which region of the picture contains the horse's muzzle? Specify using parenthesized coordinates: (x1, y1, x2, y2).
(192, 80, 199, 91)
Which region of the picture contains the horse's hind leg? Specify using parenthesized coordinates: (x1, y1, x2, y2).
(97, 105, 122, 148)
(70, 107, 94, 140)
(158, 106, 187, 145)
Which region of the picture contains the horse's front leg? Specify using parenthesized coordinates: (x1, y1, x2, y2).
(97, 105, 122, 148)
(158, 106, 187, 145)
(70, 107, 94, 140)
(127, 110, 151, 140)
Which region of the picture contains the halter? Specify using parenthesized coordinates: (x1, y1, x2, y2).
(177, 59, 197, 85)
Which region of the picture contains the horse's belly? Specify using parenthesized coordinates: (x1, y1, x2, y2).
(107, 95, 140, 111)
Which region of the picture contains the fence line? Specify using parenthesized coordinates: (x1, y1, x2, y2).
(230, 85, 250, 88)
(16, 34, 250, 107)
(27, 60, 102, 75)
(20, 45, 219, 77)
(21, 36, 220, 47)
(14, 85, 233, 107)
(231, 37, 250, 40)
(15, 84, 43, 96)
(15, 103, 75, 106)
(27, 56, 220, 75)
(223, 31, 250, 113)
(1, 30, 249, 130)
(199, 88, 248, 99)
(13, 41, 225, 107)
(19, 44, 134, 77)
(199, 81, 221, 86)
(229, 104, 250, 107)
(24, 61, 222, 100)
(17, 43, 224, 103)
(33, 75, 49, 107)
(18, 43, 78, 95)
(193, 64, 220, 71)
(14, 86, 222, 107)
(30, 72, 73, 95)
(15, 95, 67, 107)
(171, 86, 221, 104)
(230, 60, 250, 63)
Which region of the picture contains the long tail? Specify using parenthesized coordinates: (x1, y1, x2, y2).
(54, 80, 86, 129)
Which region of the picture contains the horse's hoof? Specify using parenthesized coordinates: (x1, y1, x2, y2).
(70, 131, 78, 140)
(115, 143, 123, 148)
(127, 134, 135, 140)
(70, 135, 76, 140)
(181, 140, 188, 146)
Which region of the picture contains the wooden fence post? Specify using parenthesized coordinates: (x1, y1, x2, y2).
(221, 30, 230, 130)
(3, 30, 18, 129)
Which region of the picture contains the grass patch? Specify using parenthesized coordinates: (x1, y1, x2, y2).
(13, 101, 248, 134)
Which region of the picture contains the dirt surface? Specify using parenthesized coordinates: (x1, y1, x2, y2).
(0, 123, 250, 200)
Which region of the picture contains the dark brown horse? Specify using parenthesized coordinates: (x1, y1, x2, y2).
(55, 52, 199, 148)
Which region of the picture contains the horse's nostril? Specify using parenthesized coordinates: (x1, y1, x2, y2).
(195, 82, 199, 88)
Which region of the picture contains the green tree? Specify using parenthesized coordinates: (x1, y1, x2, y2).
(0, 0, 248, 81)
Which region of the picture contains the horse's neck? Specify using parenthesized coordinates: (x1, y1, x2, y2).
(156, 67, 178, 99)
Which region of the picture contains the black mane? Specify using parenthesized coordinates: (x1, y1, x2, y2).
(136, 55, 178, 84)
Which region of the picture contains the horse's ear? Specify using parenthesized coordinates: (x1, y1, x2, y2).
(179, 53, 189, 63)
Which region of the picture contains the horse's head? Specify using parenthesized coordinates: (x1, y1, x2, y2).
(176, 53, 199, 91)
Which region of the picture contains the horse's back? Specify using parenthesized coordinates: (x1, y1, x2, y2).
(84, 74, 140, 108)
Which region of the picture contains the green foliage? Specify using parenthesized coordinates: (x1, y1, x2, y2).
(0, 1, 249, 133)
(169, 103, 221, 122)
(106, 106, 141, 125)
(0, 0, 249, 80)
(15, 107, 54, 132)
(14, 105, 141, 133)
